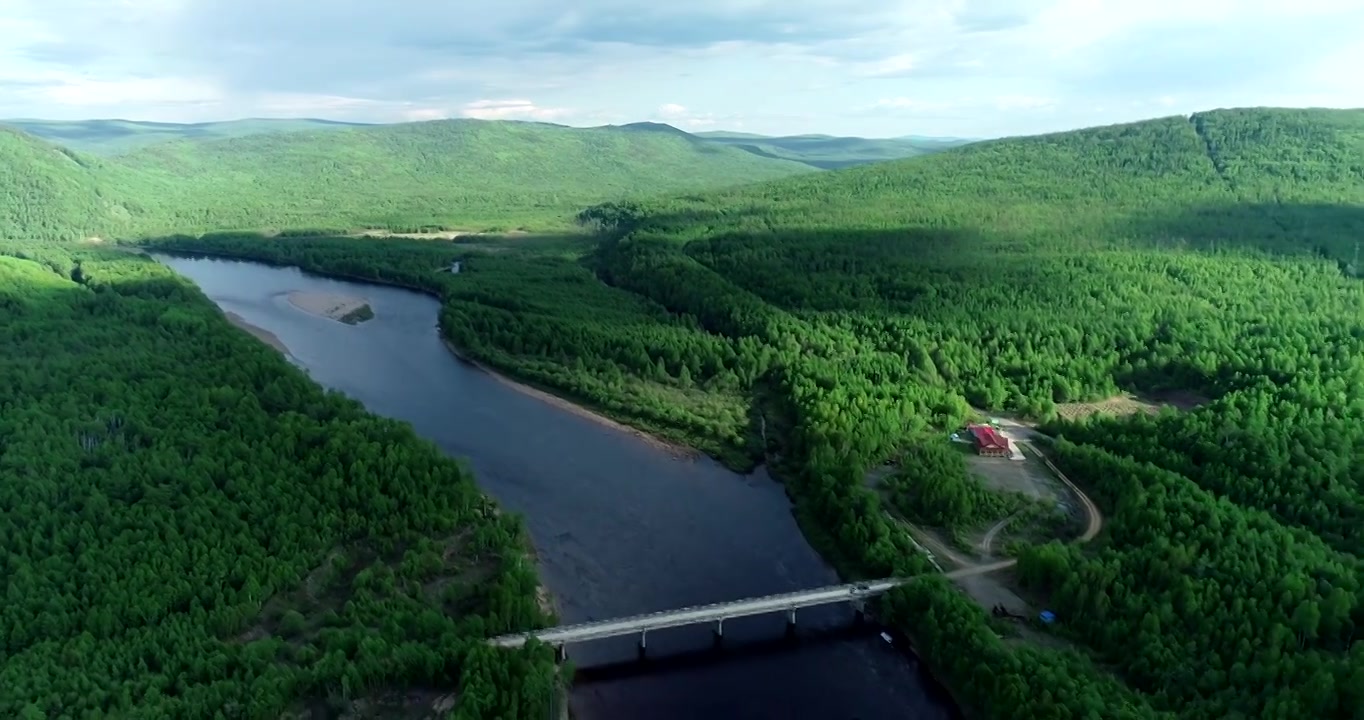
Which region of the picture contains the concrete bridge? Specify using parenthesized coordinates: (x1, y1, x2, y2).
(488, 561, 1011, 661)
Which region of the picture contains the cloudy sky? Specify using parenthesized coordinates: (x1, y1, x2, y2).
(2, 0, 1361, 138)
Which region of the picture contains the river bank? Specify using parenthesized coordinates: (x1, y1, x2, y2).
(225, 310, 289, 353)
(440, 339, 700, 463)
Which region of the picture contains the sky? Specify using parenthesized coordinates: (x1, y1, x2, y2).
(2, 0, 1362, 138)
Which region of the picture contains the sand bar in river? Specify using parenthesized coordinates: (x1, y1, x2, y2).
(287, 291, 373, 323)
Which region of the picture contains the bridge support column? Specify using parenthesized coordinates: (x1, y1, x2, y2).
(553, 644, 567, 665)
(713, 618, 725, 649)
(852, 600, 867, 626)
(785, 608, 797, 639)
(637, 631, 647, 661)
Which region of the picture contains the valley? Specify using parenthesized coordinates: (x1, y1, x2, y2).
(4, 106, 1364, 719)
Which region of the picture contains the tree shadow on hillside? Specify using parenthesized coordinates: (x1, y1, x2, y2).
(1124, 202, 1364, 270)
(641, 199, 1364, 274)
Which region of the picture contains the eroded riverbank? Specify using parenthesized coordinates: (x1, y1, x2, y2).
(155, 253, 956, 720)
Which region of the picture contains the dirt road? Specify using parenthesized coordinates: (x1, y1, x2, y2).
(907, 438, 1103, 579)
(979, 515, 1015, 557)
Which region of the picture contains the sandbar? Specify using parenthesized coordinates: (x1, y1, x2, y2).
(287, 291, 374, 324)
(225, 311, 289, 354)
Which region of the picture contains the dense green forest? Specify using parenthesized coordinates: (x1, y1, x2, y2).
(0, 119, 814, 240)
(0, 243, 559, 718)
(150, 107, 1364, 719)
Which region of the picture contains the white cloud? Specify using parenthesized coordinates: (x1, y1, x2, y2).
(651, 103, 732, 129)
(859, 54, 916, 78)
(460, 99, 571, 121)
(0, 0, 1361, 137)
(402, 108, 452, 122)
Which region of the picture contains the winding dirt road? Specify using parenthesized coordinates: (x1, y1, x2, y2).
(908, 438, 1103, 579)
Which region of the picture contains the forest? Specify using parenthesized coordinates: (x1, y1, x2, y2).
(6, 106, 1364, 718)
(0, 119, 813, 242)
(149, 107, 1364, 719)
(0, 242, 560, 718)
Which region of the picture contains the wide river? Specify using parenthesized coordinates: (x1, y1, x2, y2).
(155, 254, 956, 720)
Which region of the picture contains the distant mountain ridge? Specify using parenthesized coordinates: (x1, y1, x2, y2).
(1, 118, 372, 155)
(691, 129, 975, 169)
(1, 117, 974, 169)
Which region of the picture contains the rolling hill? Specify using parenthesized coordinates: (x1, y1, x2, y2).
(0, 118, 817, 240)
(622, 107, 1364, 263)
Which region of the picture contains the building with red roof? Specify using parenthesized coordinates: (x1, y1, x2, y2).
(967, 424, 1011, 457)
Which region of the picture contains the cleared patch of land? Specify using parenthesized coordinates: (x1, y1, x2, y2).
(967, 453, 1072, 516)
(287, 291, 374, 324)
(1055, 390, 1208, 422)
(225, 311, 288, 353)
(353, 229, 486, 240)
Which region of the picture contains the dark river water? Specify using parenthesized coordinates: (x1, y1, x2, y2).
(154, 254, 956, 720)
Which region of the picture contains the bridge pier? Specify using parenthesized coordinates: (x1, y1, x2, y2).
(553, 644, 567, 665)
(785, 608, 797, 639)
(713, 618, 724, 649)
(852, 600, 866, 626)
(637, 631, 647, 660)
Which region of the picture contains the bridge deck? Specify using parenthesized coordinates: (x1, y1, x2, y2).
(487, 561, 1013, 649)
(489, 578, 908, 648)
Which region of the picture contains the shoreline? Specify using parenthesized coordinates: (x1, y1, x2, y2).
(440, 339, 700, 463)
(225, 311, 289, 354)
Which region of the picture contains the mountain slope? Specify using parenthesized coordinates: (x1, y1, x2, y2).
(0, 118, 371, 155)
(622, 108, 1364, 261)
(0, 119, 817, 239)
(0, 128, 142, 241)
(692, 130, 973, 169)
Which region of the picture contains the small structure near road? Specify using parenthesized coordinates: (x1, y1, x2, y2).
(968, 424, 1012, 457)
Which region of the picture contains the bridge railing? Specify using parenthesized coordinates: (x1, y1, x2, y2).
(487, 577, 909, 647)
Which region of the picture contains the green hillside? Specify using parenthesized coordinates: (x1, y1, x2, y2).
(0, 119, 817, 240)
(0, 128, 135, 240)
(1, 118, 370, 155)
(154, 107, 1364, 720)
(627, 108, 1364, 261)
(692, 129, 973, 169)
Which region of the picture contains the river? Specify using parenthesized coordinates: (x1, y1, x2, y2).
(154, 254, 956, 720)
